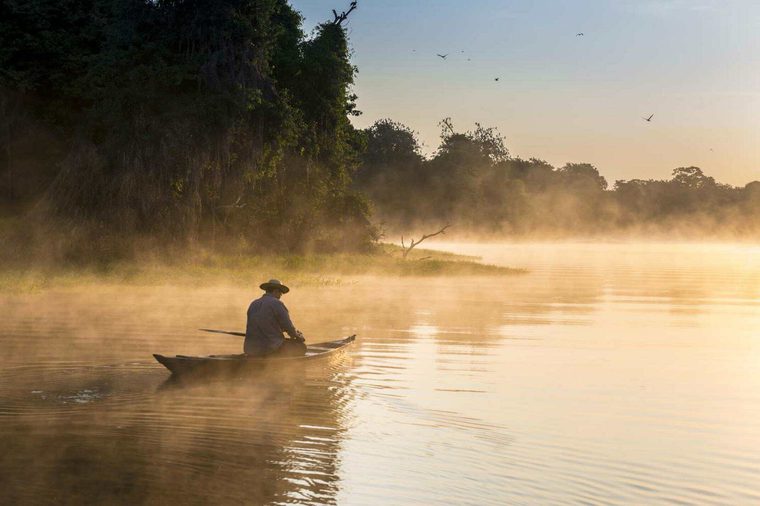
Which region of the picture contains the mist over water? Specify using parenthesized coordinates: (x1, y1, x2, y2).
(1, 242, 759, 504)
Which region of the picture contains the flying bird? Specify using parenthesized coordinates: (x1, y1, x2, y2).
(437, 53, 448, 59)
(494, 77, 500, 81)
(642, 114, 654, 122)
(576, 33, 584, 36)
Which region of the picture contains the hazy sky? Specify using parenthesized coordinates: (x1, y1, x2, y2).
(296, 1, 759, 186)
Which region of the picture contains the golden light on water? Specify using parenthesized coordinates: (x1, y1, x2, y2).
(1, 241, 759, 503)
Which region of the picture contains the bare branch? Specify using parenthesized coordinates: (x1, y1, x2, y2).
(332, 1, 357, 25)
(439, 117, 455, 137)
(401, 224, 451, 259)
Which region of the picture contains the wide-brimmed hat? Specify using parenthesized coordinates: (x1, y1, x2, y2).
(260, 279, 290, 293)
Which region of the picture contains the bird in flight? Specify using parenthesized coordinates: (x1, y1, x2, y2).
(642, 114, 654, 122)
(494, 77, 500, 81)
(576, 33, 584, 36)
(437, 53, 448, 59)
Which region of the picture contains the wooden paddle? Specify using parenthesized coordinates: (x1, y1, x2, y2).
(199, 328, 245, 337)
(200, 328, 306, 343)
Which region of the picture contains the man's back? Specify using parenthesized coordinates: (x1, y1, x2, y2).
(245, 293, 298, 355)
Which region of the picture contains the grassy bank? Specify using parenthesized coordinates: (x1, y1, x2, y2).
(0, 243, 525, 293)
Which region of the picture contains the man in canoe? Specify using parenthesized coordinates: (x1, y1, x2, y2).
(245, 279, 307, 357)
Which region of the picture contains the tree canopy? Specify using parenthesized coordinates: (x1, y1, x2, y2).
(1, 0, 376, 256)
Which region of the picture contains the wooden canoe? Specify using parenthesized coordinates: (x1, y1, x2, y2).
(153, 335, 356, 376)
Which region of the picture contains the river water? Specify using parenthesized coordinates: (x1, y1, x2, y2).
(1, 242, 759, 505)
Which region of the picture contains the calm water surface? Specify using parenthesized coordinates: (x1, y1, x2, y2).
(1, 242, 759, 505)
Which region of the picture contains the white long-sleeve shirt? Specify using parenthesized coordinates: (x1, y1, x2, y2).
(244, 293, 299, 355)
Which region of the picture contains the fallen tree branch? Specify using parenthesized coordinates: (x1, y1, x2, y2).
(401, 224, 450, 259)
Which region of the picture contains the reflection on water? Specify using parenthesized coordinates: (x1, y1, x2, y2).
(1, 243, 759, 504)
(0, 359, 352, 504)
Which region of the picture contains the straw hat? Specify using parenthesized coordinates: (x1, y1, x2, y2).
(259, 279, 290, 293)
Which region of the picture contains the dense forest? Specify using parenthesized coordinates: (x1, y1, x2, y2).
(1, 1, 758, 265)
(1, 0, 375, 261)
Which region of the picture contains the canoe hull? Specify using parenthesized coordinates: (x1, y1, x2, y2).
(154, 335, 356, 376)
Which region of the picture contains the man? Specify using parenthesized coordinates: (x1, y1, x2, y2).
(245, 279, 307, 357)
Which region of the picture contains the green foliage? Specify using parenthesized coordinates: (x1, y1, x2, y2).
(361, 119, 422, 168)
(0, 0, 375, 256)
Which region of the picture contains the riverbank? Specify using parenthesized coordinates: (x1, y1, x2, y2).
(0, 243, 524, 293)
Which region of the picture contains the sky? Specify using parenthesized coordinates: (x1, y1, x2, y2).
(296, 0, 760, 186)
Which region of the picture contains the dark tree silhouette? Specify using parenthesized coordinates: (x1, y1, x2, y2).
(0, 0, 377, 257)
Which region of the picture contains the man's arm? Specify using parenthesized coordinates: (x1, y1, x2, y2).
(274, 301, 301, 340)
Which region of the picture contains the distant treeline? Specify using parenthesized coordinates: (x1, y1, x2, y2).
(1, 2, 758, 264)
(356, 119, 760, 238)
